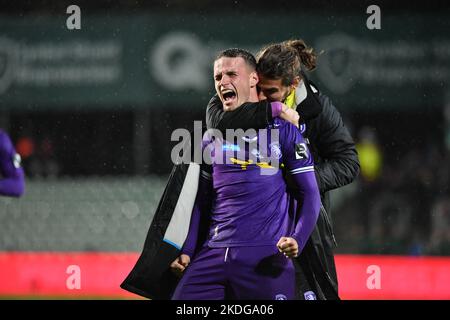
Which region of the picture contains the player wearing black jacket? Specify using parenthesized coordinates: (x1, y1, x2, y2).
(205, 41, 360, 300)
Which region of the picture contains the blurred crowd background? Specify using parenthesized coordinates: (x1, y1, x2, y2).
(1, 1, 449, 257)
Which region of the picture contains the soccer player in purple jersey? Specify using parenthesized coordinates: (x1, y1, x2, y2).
(170, 49, 320, 300)
(0, 129, 25, 197)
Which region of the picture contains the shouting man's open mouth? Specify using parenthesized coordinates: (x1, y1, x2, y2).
(220, 87, 237, 109)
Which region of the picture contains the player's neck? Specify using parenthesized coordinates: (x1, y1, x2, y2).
(248, 88, 259, 103)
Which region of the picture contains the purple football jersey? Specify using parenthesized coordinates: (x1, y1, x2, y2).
(202, 118, 316, 248)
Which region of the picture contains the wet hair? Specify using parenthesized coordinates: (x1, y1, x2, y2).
(256, 39, 317, 86)
(215, 48, 257, 71)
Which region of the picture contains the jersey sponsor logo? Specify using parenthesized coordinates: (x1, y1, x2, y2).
(12, 153, 22, 169)
(222, 144, 240, 152)
(295, 143, 308, 160)
(230, 157, 253, 170)
(275, 294, 287, 300)
(304, 291, 317, 300)
(229, 158, 274, 170)
(269, 142, 282, 159)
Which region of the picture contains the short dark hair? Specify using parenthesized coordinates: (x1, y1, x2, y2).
(215, 48, 257, 70)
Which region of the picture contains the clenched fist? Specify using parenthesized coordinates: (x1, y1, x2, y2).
(170, 254, 191, 277)
(277, 237, 299, 258)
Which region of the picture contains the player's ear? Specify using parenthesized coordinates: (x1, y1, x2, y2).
(250, 71, 259, 88)
(291, 76, 301, 90)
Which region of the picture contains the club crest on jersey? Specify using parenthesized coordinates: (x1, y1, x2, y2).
(295, 143, 308, 160)
(275, 294, 287, 300)
(269, 143, 282, 159)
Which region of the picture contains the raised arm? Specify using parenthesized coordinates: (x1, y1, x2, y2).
(205, 94, 272, 131)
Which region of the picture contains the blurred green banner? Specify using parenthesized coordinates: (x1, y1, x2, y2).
(0, 13, 449, 111)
